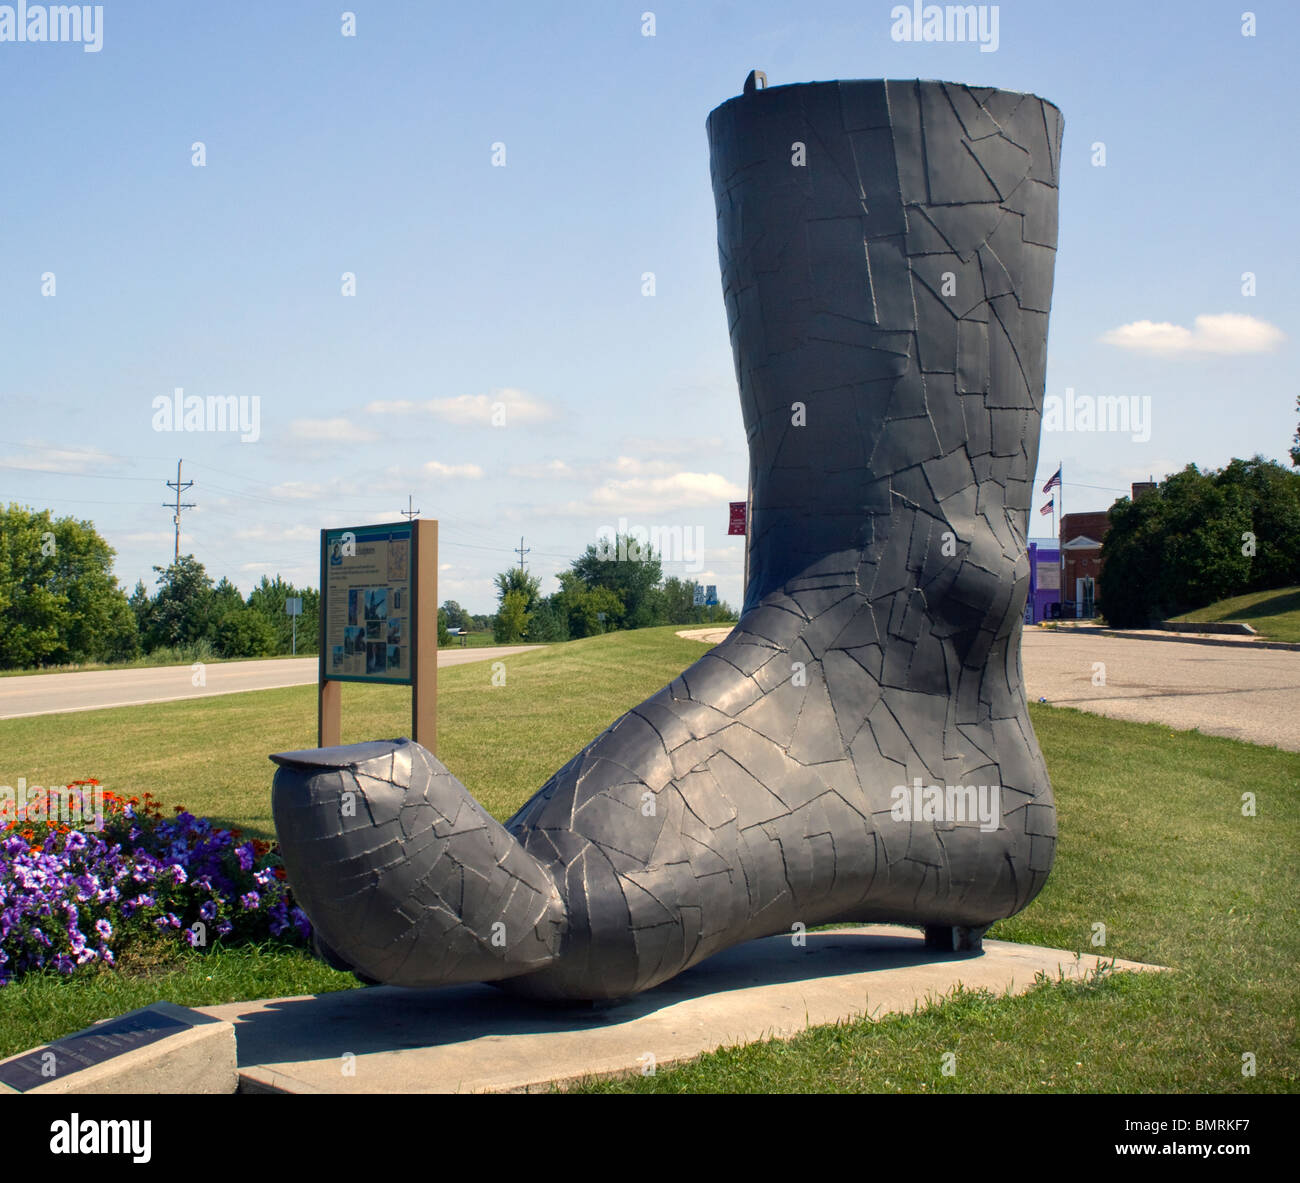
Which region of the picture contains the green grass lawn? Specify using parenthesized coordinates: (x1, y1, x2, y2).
(1, 625, 1297, 1091)
(1171, 585, 1300, 643)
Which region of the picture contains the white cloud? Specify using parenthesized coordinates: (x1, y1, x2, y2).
(0, 441, 118, 473)
(268, 481, 324, 499)
(232, 524, 317, 542)
(289, 417, 377, 442)
(551, 471, 745, 517)
(121, 531, 182, 545)
(424, 461, 485, 479)
(600, 456, 680, 477)
(1100, 313, 1284, 356)
(623, 435, 727, 457)
(365, 388, 555, 425)
(509, 458, 577, 479)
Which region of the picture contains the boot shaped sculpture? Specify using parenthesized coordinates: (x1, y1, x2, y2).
(271, 77, 1063, 1001)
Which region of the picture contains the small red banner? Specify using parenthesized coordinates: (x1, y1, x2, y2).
(728, 502, 747, 535)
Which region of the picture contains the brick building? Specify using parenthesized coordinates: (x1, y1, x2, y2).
(1060, 510, 1110, 616)
(1052, 483, 1155, 618)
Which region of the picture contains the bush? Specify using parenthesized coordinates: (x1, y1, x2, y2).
(213, 606, 277, 658)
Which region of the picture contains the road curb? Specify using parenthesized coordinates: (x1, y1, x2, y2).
(1039, 627, 1300, 653)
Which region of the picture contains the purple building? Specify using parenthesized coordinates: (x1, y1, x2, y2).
(1026, 541, 1061, 624)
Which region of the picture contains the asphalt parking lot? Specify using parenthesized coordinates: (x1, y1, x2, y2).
(1021, 630, 1300, 751)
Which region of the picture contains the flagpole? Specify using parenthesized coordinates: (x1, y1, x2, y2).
(1058, 461, 1065, 612)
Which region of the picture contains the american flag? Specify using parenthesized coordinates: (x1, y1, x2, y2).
(1042, 466, 1062, 493)
(1040, 498, 1055, 516)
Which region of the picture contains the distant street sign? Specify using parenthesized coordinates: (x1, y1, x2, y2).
(728, 502, 747, 535)
(693, 584, 705, 607)
(705, 585, 718, 606)
(285, 597, 302, 617)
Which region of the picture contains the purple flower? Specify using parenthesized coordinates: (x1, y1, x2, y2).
(235, 843, 255, 872)
(199, 899, 218, 921)
(95, 918, 112, 940)
(239, 891, 260, 911)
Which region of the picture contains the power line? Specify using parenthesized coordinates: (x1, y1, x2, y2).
(514, 536, 531, 572)
(400, 494, 421, 521)
(163, 460, 196, 563)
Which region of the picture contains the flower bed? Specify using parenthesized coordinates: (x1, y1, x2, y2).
(0, 780, 311, 985)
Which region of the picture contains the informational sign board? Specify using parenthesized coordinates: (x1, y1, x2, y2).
(285, 596, 302, 617)
(728, 501, 747, 535)
(1037, 564, 1060, 591)
(693, 584, 705, 607)
(322, 523, 413, 685)
(318, 519, 438, 751)
(705, 585, 718, 606)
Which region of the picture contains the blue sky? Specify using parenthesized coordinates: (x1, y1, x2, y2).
(1, 0, 1295, 614)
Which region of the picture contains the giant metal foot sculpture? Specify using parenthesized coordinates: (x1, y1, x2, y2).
(271, 77, 1062, 1001)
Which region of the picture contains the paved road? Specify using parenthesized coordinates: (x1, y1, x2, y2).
(1021, 630, 1300, 751)
(682, 626, 1300, 752)
(0, 647, 541, 720)
(7, 631, 1297, 751)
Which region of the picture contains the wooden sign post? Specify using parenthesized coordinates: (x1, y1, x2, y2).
(317, 518, 438, 754)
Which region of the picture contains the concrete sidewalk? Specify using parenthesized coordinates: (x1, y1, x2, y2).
(197, 926, 1162, 1093)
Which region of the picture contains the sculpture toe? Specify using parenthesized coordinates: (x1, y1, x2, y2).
(271, 738, 566, 988)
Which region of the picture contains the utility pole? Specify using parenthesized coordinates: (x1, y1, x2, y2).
(163, 460, 196, 564)
(514, 536, 530, 572)
(400, 494, 420, 521)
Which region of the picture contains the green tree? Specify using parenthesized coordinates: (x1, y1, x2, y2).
(212, 577, 244, 619)
(247, 575, 318, 655)
(527, 595, 570, 642)
(1215, 456, 1300, 592)
(568, 534, 663, 628)
(1291, 394, 1299, 467)
(0, 505, 139, 668)
(1100, 462, 1280, 627)
(440, 600, 471, 632)
(493, 567, 541, 614)
(437, 608, 451, 646)
(494, 588, 532, 642)
(554, 571, 623, 638)
(144, 555, 216, 650)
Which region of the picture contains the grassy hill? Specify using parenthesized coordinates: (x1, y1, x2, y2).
(1171, 586, 1300, 643)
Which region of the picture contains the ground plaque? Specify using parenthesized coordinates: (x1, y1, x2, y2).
(0, 1001, 236, 1094)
